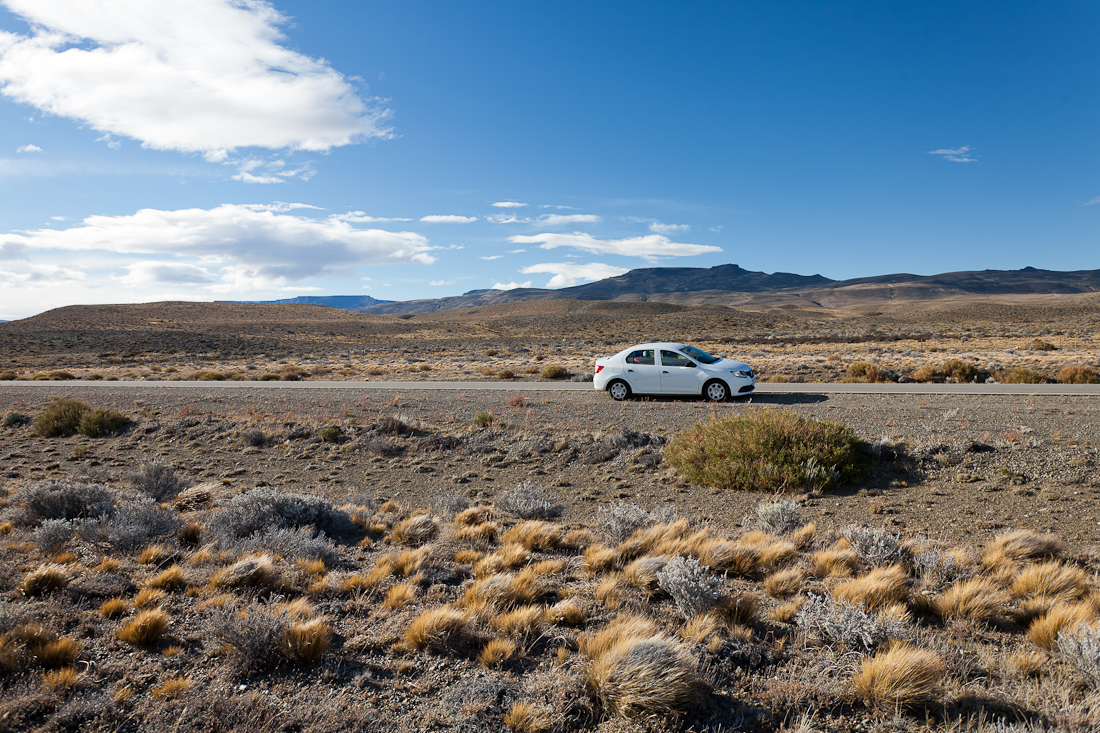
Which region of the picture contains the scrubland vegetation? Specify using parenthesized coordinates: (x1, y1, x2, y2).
(2, 393, 1100, 731)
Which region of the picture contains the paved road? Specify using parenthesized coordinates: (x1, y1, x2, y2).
(2, 380, 1099, 395)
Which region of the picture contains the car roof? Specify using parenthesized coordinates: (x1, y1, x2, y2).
(620, 342, 690, 352)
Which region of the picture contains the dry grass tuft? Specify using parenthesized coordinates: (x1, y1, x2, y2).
(456, 521, 498, 542)
(773, 599, 802, 624)
(295, 558, 326, 577)
(832, 565, 909, 610)
(1009, 651, 1047, 677)
(503, 701, 551, 733)
(391, 514, 439, 545)
(765, 568, 805, 598)
(624, 555, 667, 595)
(852, 642, 945, 710)
(478, 637, 517, 668)
(680, 613, 721, 645)
(476, 545, 530, 576)
(718, 593, 759, 626)
(595, 573, 626, 609)
(586, 627, 704, 717)
(502, 520, 562, 551)
(21, 564, 69, 596)
(279, 618, 333, 664)
(392, 547, 430, 576)
(1026, 603, 1094, 650)
(100, 596, 131, 619)
(139, 544, 173, 565)
(1011, 561, 1090, 602)
(384, 582, 418, 610)
(148, 564, 187, 591)
(811, 547, 861, 578)
(404, 607, 471, 652)
(152, 675, 193, 700)
(582, 544, 620, 576)
(454, 549, 484, 564)
(546, 599, 586, 626)
(934, 578, 1012, 623)
(118, 608, 170, 646)
(490, 605, 545, 639)
(697, 540, 759, 577)
(134, 588, 166, 608)
(42, 667, 79, 692)
(983, 529, 1063, 568)
(455, 506, 490, 526)
(211, 553, 278, 589)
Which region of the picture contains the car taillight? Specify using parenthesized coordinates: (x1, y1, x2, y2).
(595, 365, 604, 374)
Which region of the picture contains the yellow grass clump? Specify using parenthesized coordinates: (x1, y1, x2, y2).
(1011, 561, 1090, 602)
(384, 582, 418, 610)
(42, 667, 79, 692)
(456, 522, 498, 542)
(455, 506, 490, 526)
(211, 553, 278, 589)
(852, 643, 945, 710)
(476, 545, 531, 576)
(833, 565, 909, 610)
(100, 597, 131, 619)
(152, 675, 193, 699)
(133, 588, 166, 608)
(147, 564, 187, 591)
(21, 564, 70, 597)
(478, 638, 517, 668)
(503, 701, 551, 733)
(765, 568, 805, 598)
(1027, 603, 1095, 650)
(623, 556, 667, 595)
(934, 578, 1012, 623)
(982, 529, 1063, 569)
(490, 605, 545, 639)
(546, 599, 586, 626)
(279, 618, 333, 664)
(118, 609, 170, 646)
(582, 544, 619, 576)
(404, 607, 471, 652)
(697, 540, 759, 577)
(391, 514, 439, 546)
(811, 547, 861, 578)
(139, 544, 173, 565)
(502, 520, 562, 551)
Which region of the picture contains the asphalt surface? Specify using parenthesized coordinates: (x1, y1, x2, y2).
(2, 380, 1099, 395)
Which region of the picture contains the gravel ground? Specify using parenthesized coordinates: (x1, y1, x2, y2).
(3, 385, 1099, 554)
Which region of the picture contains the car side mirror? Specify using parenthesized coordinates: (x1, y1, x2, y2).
(686, 362, 696, 368)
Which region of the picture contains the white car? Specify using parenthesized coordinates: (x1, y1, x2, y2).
(593, 342, 755, 401)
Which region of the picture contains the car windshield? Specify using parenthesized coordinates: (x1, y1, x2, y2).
(678, 345, 721, 365)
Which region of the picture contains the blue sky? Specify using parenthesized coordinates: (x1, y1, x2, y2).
(0, 1, 1097, 319)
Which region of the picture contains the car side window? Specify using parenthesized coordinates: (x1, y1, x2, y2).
(661, 350, 695, 368)
(626, 350, 655, 365)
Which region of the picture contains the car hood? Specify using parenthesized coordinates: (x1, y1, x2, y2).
(715, 358, 752, 372)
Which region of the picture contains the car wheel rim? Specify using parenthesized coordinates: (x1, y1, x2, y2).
(707, 383, 726, 401)
(610, 383, 627, 400)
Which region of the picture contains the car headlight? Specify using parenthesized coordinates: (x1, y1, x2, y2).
(730, 370, 753, 379)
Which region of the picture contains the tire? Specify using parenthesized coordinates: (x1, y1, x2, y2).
(703, 380, 729, 402)
(607, 380, 632, 401)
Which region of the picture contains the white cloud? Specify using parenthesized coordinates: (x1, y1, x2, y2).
(95, 133, 121, 150)
(334, 211, 412, 223)
(487, 214, 530, 224)
(0, 262, 84, 285)
(538, 204, 578, 210)
(507, 248, 526, 253)
(480, 255, 503, 260)
(429, 279, 456, 286)
(0, 203, 435, 289)
(1084, 196, 1100, 206)
(491, 201, 527, 208)
(709, 225, 723, 233)
(520, 261, 628, 288)
(509, 232, 720, 259)
(0, 0, 391, 157)
(50, 215, 65, 221)
(625, 216, 690, 234)
(121, 261, 217, 285)
(491, 281, 531, 290)
(420, 215, 477, 223)
(15, 143, 41, 153)
(231, 157, 314, 184)
(536, 213, 601, 227)
(928, 145, 977, 163)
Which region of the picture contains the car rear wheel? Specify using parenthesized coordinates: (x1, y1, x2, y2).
(607, 380, 632, 401)
(703, 380, 729, 402)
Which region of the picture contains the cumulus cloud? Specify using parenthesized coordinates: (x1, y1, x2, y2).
(232, 157, 315, 184)
(509, 232, 720, 259)
(480, 255, 503, 260)
(15, 143, 40, 153)
(420, 215, 477, 223)
(429, 279, 456, 286)
(0, 262, 84, 285)
(491, 281, 531, 290)
(625, 217, 690, 234)
(536, 213, 601, 227)
(0, 203, 435, 289)
(0, 0, 391, 157)
(538, 204, 578, 210)
(334, 212, 413, 223)
(121, 261, 217, 285)
(520, 261, 628, 288)
(491, 201, 527, 208)
(1084, 196, 1100, 207)
(487, 214, 530, 224)
(928, 145, 977, 163)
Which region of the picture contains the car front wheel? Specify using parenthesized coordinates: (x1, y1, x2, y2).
(607, 380, 632, 401)
(703, 380, 729, 402)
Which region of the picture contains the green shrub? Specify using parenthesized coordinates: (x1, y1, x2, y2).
(258, 373, 281, 381)
(472, 411, 494, 428)
(1058, 366, 1100, 384)
(32, 397, 91, 437)
(1027, 339, 1057, 351)
(0, 370, 18, 380)
(497, 369, 516, 379)
(47, 371, 76, 381)
(317, 427, 341, 443)
(843, 362, 888, 383)
(78, 408, 130, 437)
(994, 368, 1050, 384)
(540, 364, 569, 380)
(87, 373, 103, 381)
(190, 370, 226, 381)
(664, 409, 866, 492)
(910, 359, 978, 383)
(3, 411, 28, 427)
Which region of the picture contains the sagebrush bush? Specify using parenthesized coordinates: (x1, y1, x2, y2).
(755, 500, 803, 535)
(33, 519, 74, 554)
(844, 525, 908, 567)
(843, 362, 891, 383)
(31, 396, 91, 437)
(795, 594, 903, 653)
(235, 526, 339, 563)
(1058, 623, 1100, 688)
(494, 483, 563, 520)
(78, 408, 130, 437)
(16, 480, 114, 525)
(994, 367, 1050, 384)
(595, 502, 651, 544)
(95, 498, 183, 549)
(209, 488, 354, 541)
(656, 555, 720, 621)
(317, 426, 341, 442)
(665, 410, 866, 492)
(2, 411, 28, 427)
(126, 461, 190, 501)
(210, 600, 287, 671)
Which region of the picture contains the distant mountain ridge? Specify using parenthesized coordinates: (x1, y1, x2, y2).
(221, 264, 1100, 316)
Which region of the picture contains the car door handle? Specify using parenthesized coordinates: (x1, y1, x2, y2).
(662, 370, 669, 373)
(627, 369, 634, 372)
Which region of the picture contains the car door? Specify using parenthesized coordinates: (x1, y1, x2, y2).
(659, 349, 701, 394)
(621, 349, 661, 394)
